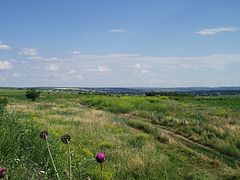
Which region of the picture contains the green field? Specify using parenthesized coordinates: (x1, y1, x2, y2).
(1, 89, 240, 179)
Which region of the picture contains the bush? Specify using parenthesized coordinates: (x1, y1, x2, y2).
(25, 89, 41, 101)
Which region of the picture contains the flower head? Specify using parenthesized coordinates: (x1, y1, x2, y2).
(40, 130, 49, 140)
(0, 167, 7, 179)
(96, 152, 105, 163)
(61, 134, 71, 144)
(39, 170, 45, 174)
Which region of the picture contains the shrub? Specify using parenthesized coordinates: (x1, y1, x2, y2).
(25, 89, 41, 101)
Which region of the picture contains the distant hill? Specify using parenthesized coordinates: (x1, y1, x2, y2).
(41, 87, 240, 95)
(4, 86, 240, 95)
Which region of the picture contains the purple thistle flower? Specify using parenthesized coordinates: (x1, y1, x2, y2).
(0, 167, 7, 179)
(96, 152, 106, 163)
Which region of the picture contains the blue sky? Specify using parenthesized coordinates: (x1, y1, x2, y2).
(1, 0, 240, 87)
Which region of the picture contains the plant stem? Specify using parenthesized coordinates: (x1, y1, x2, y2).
(100, 163, 103, 180)
(67, 140, 72, 180)
(46, 139, 60, 180)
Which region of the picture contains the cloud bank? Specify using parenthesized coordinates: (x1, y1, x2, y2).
(18, 48, 39, 56)
(196, 27, 239, 35)
(0, 41, 11, 50)
(0, 61, 12, 70)
(108, 29, 127, 33)
(1, 53, 240, 87)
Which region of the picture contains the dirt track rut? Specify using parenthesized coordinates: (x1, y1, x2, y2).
(117, 114, 239, 168)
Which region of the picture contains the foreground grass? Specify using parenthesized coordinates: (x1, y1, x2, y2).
(0, 89, 239, 179)
(0, 101, 64, 179)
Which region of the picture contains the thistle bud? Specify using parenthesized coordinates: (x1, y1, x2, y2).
(40, 131, 49, 140)
(61, 134, 71, 144)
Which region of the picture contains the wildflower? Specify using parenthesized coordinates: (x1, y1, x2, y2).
(15, 158, 20, 162)
(61, 134, 72, 180)
(39, 131, 60, 180)
(61, 134, 71, 144)
(96, 152, 105, 179)
(96, 152, 105, 163)
(14, 158, 20, 164)
(0, 167, 7, 179)
(40, 130, 49, 139)
(39, 170, 45, 174)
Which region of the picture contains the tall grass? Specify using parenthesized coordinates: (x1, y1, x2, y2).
(0, 97, 8, 116)
(79, 94, 240, 159)
(0, 99, 65, 179)
(0, 90, 239, 179)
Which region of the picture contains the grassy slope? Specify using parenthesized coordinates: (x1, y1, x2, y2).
(0, 89, 239, 179)
(79, 94, 240, 159)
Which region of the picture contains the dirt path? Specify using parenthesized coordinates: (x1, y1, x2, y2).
(116, 113, 239, 168)
(78, 103, 239, 169)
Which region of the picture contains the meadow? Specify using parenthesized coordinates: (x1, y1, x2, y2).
(0, 89, 240, 179)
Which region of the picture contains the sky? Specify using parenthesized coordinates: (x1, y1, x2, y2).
(0, 0, 240, 87)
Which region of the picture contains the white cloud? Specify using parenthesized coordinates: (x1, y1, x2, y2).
(0, 41, 11, 50)
(0, 76, 6, 81)
(3, 52, 240, 87)
(71, 51, 82, 55)
(30, 66, 40, 70)
(13, 73, 26, 78)
(133, 63, 152, 69)
(108, 29, 127, 33)
(0, 60, 12, 70)
(140, 69, 150, 74)
(132, 63, 152, 75)
(85, 66, 110, 74)
(73, 53, 141, 63)
(68, 69, 76, 74)
(27, 56, 58, 61)
(45, 64, 59, 71)
(175, 54, 239, 70)
(97, 66, 109, 73)
(196, 27, 238, 35)
(50, 57, 58, 61)
(76, 74, 83, 80)
(18, 48, 39, 56)
(27, 56, 43, 60)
